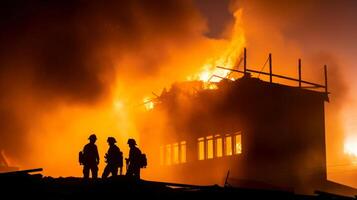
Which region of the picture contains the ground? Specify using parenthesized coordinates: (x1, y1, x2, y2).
(0, 173, 355, 200)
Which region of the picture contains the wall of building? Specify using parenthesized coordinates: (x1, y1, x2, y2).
(139, 77, 327, 193)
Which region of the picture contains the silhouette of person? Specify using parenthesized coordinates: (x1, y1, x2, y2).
(81, 134, 99, 179)
(125, 138, 142, 179)
(102, 137, 123, 178)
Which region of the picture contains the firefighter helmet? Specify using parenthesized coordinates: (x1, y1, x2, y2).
(127, 138, 137, 146)
(88, 134, 97, 140)
(107, 137, 117, 144)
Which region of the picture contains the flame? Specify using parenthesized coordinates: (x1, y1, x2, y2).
(343, 138, 357, 166)
(21, 6, 246, 177)
(343, 133, 357, 162)
(197, 9, 245, 83)
(143, 97, 154, 110)
(344, 139, 357, 157)
(343, 107, 357, 158)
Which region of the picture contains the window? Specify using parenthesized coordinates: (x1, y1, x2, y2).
(215, 135, 223, 157)
(193, 132, 241, 161)
(206, 136, 213, 159)
(160, 146, 164, 165)
(173, 143, 179, 164)
(225, 135, 232, 156)
(180, 141, 186, 163)
(234, 134, 242, 154)
(166, 144, 171, 165)
(198, 137, 205, 160)
(162, 141, 187, 165)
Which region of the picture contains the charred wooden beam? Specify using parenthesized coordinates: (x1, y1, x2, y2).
(0, 168, 43, 176)
(298, 59, 302, 88)
(324, 65, 328, 94)
(247, 68, 326, 88)
(315, 190, 354, 200)
(217, 66, 326, 89)
(243, 48, 247, 73)
(269, 53, 272, 83)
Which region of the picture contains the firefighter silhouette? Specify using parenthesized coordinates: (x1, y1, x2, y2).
(125, 138, 143, 179)
(102, 137, 123, 178)
(79, 134, 99, 179)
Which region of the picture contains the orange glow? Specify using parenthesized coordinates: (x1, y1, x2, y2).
(26, 101, 138, 176)
(173, 143, 179, 164)
(234, 134, 242, 154)
(344, 140, 357, 158)
(225, 135, 232, 156)
(18, 6, 248, 179)
(206, 136, 213, 159)
(342, 102, 357, 159)
(215, 136, 223, 157)
(180, 141, 187, 163)
(5, 1, 357, 192)
(198, 137, 205, 160)
(113, 99, 124, 111)
(190, 9, 246, 83)
(143, 97, 154, 111)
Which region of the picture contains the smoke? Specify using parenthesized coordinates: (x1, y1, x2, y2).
(234, 0, 356, 187)
(0, 0, 212, 175)
(1, 0, 354, 186)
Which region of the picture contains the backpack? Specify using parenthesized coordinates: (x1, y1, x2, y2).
(79, 151, 84, 165)
(118, 151, 123, 167)
(140, 153, 147, 168)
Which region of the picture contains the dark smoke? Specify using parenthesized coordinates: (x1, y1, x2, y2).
(309, 53, 348, 166)
(0, 0, 204, 162)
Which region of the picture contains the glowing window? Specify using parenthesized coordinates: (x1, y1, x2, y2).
(180, 141, 186, 163)
(159, 146, 164, 165)
(166, 144, 171, 165)
(198, 137, 205, 160)
(225, 135, 232, 156)
(173, 143, 179, 164)
(234, 134, 242, 154)
(206, 136, 213, 159)
(215, 135, 223, 157)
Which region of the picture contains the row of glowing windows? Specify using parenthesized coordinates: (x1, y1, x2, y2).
(159, 132, 242, 165)
(198, 133, 242, 160)
(160, 141, 187, 166)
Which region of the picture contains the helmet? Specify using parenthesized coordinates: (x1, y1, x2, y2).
(88, 134, 97, 140)
(127, 138, 137, 146)
(107, 137, 116, 144)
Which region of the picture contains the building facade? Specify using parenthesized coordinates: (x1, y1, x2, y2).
(138, 73, 355, 194)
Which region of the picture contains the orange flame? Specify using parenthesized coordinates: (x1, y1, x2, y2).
(143, 97, 154, 110)
(196, 9, 245, 83)
(344, 140, 357, 158)
(343, 108, 357, 159)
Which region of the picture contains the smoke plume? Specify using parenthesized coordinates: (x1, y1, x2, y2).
(0, 0, 210, 175)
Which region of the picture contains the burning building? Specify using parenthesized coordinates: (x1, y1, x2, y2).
(138, 49, 357, 195)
